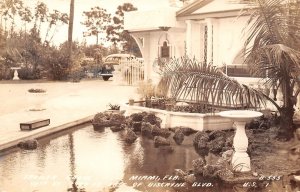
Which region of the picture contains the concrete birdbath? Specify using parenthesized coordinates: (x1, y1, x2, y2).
(10, 67, 21, 80)
(219, 110, 263, 172)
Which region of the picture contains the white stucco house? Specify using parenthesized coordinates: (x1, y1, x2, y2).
(124, 0, 259, 85)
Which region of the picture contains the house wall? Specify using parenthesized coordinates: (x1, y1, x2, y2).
(130, 28, 186, 83)
(185, 15, 249, 66)
(214, 15, 249, 67)
(186, 21, 202, 60)
(132, 14, 250, 82)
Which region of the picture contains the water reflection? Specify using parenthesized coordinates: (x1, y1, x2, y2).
(68, 134, 76, 181)
(0, 125, 200, 192)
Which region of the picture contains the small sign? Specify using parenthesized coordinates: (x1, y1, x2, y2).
(161, 42, 170, 58)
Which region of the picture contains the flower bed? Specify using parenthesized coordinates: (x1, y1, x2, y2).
(28, 88, 46, 93)
(28, 88, 47, 111)
(123, 103, 233, 131)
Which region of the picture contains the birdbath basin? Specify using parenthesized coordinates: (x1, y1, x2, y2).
(219, 110, 263, 172)
(219, 110, 262, 122)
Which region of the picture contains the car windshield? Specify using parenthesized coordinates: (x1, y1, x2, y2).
(104, 54, 135, 63)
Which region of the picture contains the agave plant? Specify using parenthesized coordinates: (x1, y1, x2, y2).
(157, 56, 266, 110)
(243, 0, 300, 140)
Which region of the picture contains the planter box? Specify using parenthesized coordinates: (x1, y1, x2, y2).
(123, 104, 233, 131)
(28, 92, 47, 111)
(105, 110, 126, 115)
(20, 119, 50, 130)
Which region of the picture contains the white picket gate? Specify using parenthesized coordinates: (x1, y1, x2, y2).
(117, 58, 144, 85)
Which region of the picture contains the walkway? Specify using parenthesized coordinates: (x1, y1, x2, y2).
(0, 79, 138, 151)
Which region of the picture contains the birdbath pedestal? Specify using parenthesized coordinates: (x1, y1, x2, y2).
(10, 67, 21, 80)
(219, 110, 263, 172)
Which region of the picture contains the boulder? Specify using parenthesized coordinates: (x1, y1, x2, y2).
(154, 136, 170, 148)
(124, 129, 138, 144)
(141, 122, 153, 138)
(207, 136, 226, 154)
(110, 124, 125, 132)
(151, 125, 162, 136)
(151, 125, 171, 138)
(221, 149, 234, 163)
(132, 122, 142, 132)
(184, 174, 197, 184)
(171, 127, 197, 136)
(110, 113, 126, 125)
(130, 112, 147, 122)
(208, 130, 226, 141)
(193, 131, 210, 156)
(142, 113, 162, 127)
(216, 168, 234, 180)
(174, 169, 187, 181)
(202, 164, 219, 178)
(192, 157, 206, 176)
(125, 116, 132, 127)
(92, 112, 111, 126)
(180, 127, 197, 136)
(93, 112, 125, 126)
(289, 143, 300, 161)
(193, 131, 210, 147)
(173, 130, 185, 145)
(17, 139, 38, 150)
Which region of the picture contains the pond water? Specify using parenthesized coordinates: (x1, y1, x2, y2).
(0, 124, 206, 192)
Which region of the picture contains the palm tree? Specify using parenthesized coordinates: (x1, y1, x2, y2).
(68, 0, 74, 56)
(243, 0, 300, 140)
(157, 56, 266, 110)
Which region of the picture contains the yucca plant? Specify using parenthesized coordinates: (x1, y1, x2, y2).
(243, 0, 300, 140)
(157, 56, 266, 110)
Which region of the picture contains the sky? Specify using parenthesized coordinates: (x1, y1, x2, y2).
(22, 0, 170, 46)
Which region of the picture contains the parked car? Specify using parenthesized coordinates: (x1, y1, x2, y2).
(99, 54, 136, 81)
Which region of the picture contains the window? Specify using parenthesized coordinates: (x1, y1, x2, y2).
(225, 49, 266, 77)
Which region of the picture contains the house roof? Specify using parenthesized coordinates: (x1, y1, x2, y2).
(176, 0, 213, 17)
(176, 0, 252, 20)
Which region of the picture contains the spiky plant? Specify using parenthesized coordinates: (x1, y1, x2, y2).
(243, 0, 300, 140)
(157, 56, 266, 110)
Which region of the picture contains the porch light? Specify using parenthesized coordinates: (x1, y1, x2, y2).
(159, 26, 171, 31)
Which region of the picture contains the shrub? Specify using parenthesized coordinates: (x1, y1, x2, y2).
(108, 103, 120, 110)
(173, 104, 215, 114)
(18, 68, 41, 80)
(44, 49, 70, 80)
(0, 67, 13, 80)
(68, 69, 85, 82)
(28, 88, 46, 93)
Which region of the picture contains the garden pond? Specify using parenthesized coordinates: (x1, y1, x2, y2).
(0, 124, 201, 192)
(0, 123, 299, 192)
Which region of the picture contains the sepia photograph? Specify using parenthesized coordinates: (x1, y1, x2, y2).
(0, 0, 300, 191)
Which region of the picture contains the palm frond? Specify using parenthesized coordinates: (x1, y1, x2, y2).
(157, 56, 266, 109)
(243, 0, 300, 100)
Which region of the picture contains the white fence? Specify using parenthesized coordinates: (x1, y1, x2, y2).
(116, 58, 144, 85)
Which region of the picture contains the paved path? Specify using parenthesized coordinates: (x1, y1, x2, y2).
(0, 79, 138, 151)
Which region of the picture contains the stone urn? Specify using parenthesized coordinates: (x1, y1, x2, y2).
(28, 88, 47, 111)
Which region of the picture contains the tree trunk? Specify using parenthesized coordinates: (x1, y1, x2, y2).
(68, 0, 75, 65)
(96, 33, 98, 45)
(276, 75, 296, 141)
(277, 105, 296, 141)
